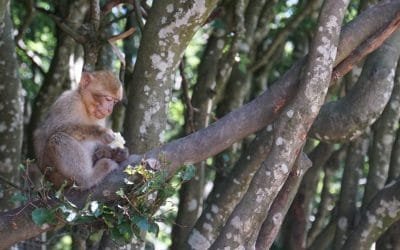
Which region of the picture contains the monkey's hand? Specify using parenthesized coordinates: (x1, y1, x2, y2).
(111, 147, 129, 163)
(93, 145, 113, 162)
(101, 129, 115, 144)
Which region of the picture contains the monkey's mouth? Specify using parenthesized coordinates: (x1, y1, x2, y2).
(94, 110, 108, 119)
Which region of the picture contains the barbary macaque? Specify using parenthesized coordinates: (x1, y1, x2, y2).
(33, 70, 128, 190)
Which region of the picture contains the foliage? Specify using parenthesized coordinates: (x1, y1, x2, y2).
(26, 163, 196, 245)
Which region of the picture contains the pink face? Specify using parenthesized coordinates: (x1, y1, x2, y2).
(91, 94, 119, 119)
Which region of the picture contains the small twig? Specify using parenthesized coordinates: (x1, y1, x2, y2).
(90, 0, 101, 31)
(134, 0, 145, 31)
(16, 40, 46, 75)
(35, 7, 86, 43)
(0, 175, 24, 191)
(101, 0, 128, 14)
(15, 0, 36, 42)
(140, 0, 150, 13)
(180, 60, 196, 134)
(103, 9, 135, 27)
(332, 11, 400, 80)
(250, 0, 320, 72)
(107, 27, 136, 42)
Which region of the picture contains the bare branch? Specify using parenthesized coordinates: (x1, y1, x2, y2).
(332, 11, 400, 80)
(107, 27, 136, 42)
(35, 7, 86, 43)
(134, 0, 145, 31)
(15, 0, 35, 42)
(180, 60, 196, 134)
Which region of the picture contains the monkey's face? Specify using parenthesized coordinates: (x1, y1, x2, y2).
(79, 71, 123, 120)
(91, 93, 120, 119)
(93, 95, 118, 119)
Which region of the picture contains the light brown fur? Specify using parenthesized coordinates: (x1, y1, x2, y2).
(34, 70, 127, 189)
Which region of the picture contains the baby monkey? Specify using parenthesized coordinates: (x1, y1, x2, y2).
(34, 70, 128, 190)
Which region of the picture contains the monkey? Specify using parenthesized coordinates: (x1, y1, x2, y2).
(33, 70, 128, 190)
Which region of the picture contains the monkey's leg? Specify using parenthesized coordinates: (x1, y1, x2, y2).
(45, 132, 93, 188)
(93, 145, 129, 163)
(82, 158, 119, 189)
(93, 145, 113, 163)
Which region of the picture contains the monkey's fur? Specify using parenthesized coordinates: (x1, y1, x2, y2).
(34, 71, 128, 189)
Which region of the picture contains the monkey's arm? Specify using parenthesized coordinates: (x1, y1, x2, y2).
(57, 124, 114, 143)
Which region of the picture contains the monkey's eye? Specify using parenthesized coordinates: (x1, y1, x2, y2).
(105, 96, 114, 102)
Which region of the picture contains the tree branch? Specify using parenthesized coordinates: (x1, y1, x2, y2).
(332, 11, 400, 80)
(35, 7, 86, 43)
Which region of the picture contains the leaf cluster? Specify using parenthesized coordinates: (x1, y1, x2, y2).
(28, 163, 196, 244)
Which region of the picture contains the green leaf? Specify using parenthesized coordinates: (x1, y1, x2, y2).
(31, 208, 56, 225)
(116, 188, 125, 198)
(110, 227, 127, 244)
(123, 165, 135, 175)
(148, 221, 159, 236)
(75, 215, 96, 224)
(181, 165, 196, 181)
(132, 215, 149, 232)
(118, 222, 133, 240)
(11, 192, 28, 203)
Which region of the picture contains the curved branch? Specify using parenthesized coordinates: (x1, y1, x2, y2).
(310, 30, 400, 142)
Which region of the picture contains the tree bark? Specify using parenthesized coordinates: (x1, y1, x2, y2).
(0, 3, 24, 210)
(123, 0, 219, 153)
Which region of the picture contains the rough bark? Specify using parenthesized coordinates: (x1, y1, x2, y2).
(171, 29, 224, 249)
(284, 144, 336, 250)
(0, 0, 9, 21)
(27, 0, 89, 157)
(311, 38, 400, 142)
(362, 47, 400, 206)
(333, 137, 368, 249)
(376, 57, 400, 250)
(255, 153, 312, 250)
(123, 0, 219, 153)
(308, 219, 336, 250)
(342, 179, 400, 250)
(188, 127, 274, 249)
(0, 4, 24, 210)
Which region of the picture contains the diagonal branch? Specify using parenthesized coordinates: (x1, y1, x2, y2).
(332, 11, 400, 80)
(35, 7, 86, 43)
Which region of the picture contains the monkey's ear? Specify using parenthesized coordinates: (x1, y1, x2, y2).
(80, 72, 94, 89)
